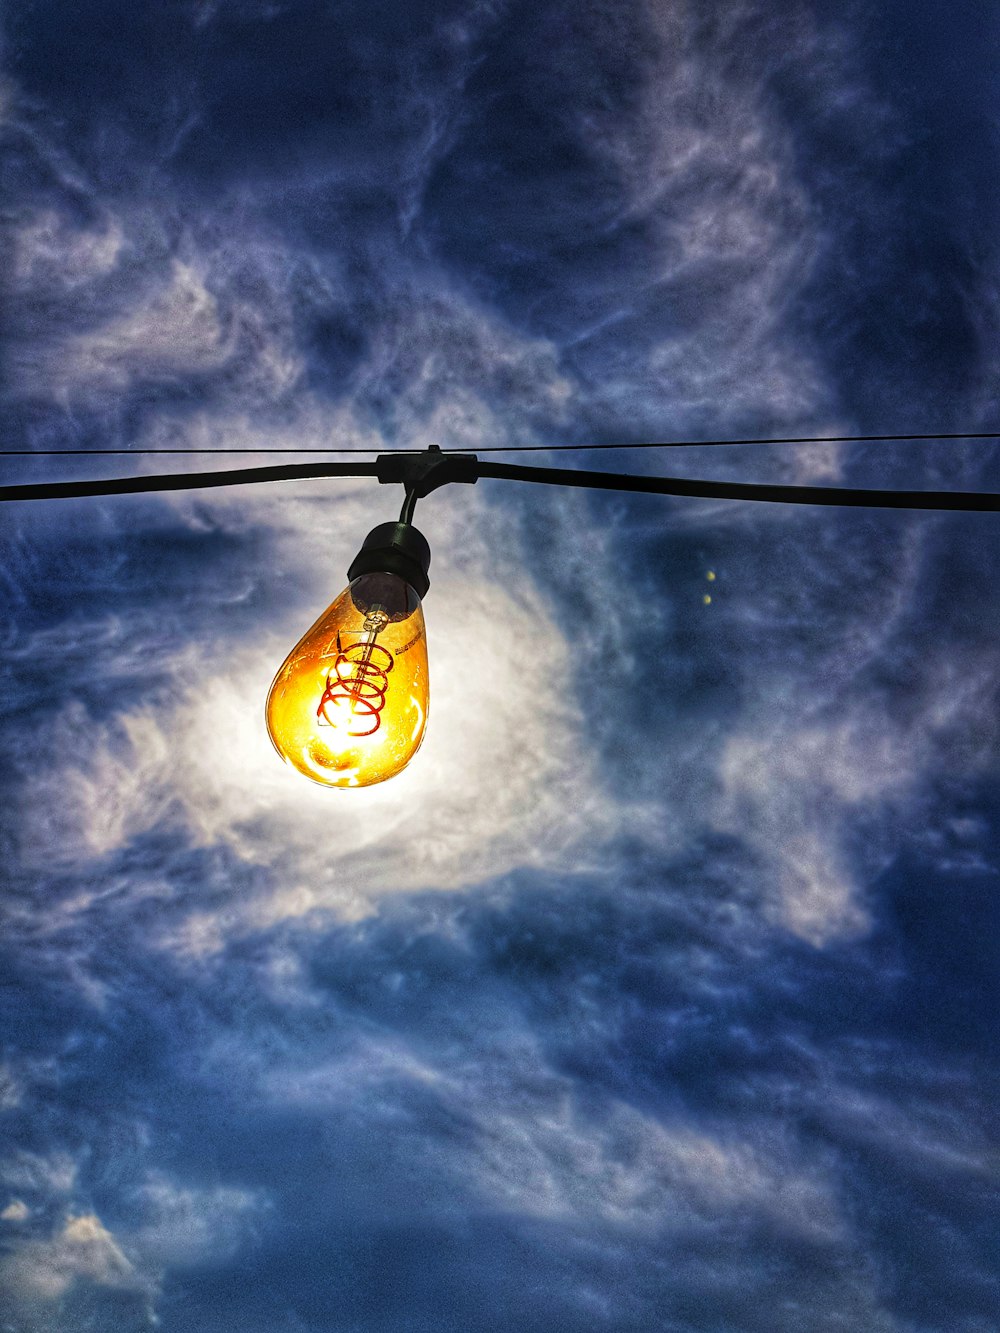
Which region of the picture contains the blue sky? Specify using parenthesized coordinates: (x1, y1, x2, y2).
(2, 1, 999, 1329)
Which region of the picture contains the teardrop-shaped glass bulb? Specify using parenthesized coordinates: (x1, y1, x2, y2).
(266, 572, 429, 788)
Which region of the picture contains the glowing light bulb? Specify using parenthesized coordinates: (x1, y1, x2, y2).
(266, 523, 431, 788)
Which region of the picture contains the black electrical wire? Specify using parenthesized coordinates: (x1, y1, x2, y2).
(474, 463, 1000, 510)
(1, 457, 999, 511)
(0, 461, 380, 501)
(3, 430, 1000, 455)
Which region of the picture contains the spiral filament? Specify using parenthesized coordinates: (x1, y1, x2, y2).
(317, 611, 393, 737)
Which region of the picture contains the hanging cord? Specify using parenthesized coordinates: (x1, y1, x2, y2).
(399, 485, 419, 525)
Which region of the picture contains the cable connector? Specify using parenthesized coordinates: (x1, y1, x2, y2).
(375, 446, 479, 498)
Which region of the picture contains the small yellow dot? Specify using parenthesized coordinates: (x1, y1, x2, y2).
(706, 570, 716, 581)
(703, 594, 712, 605)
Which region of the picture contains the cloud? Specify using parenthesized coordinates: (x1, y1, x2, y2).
(52, 259, 233, 390)
(0, 1063, 23, 1110)
(713, 589, 1000, 943)
(127, 1175, 266, 1269)
(583, 0, 830, 433)
(0, 1151, 265, 1324)
(249, 1014, 843, 1237)
(11, 209, 125, 295)
(0, 1212, 137, 1303)
(464, 1095, 844, 1242)
(0, 1152, 78, 1200)
(8, 210, 305, 410)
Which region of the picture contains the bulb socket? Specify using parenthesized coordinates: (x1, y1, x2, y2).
(347, 522, 431, 599)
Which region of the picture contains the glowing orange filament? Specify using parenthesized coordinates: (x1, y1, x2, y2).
(317, 631, 394, 737)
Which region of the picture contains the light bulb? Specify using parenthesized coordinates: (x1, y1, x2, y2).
(266, 523, 431, 789)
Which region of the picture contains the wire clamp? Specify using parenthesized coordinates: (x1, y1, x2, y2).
(375, 446, 480, 498)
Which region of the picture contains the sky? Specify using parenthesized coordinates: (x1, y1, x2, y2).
(1, 1, 999, 1329)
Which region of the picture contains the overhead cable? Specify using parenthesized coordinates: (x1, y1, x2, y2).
(1, 455, 998, 511)
(3, 429, 1000, 456)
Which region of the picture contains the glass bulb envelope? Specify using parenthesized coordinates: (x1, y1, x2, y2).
(266, 571, 429, 788)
